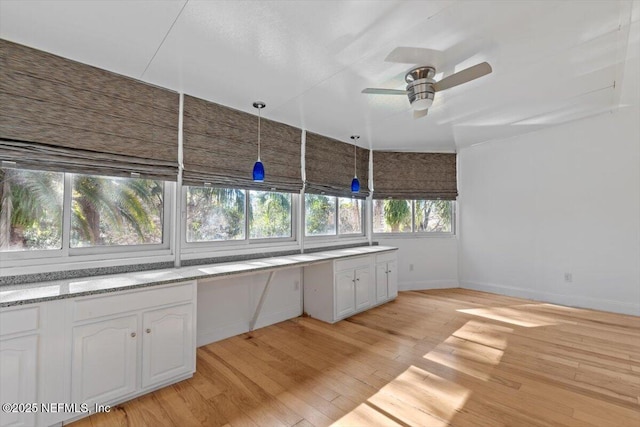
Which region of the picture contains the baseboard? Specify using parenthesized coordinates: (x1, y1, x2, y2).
(197, 305, 302, 347)
(254, 306, 303, 330)
(460, 280, 640, 316)
(399, 280, 459, 291)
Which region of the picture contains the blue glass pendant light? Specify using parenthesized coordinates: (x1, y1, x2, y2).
(350, 135, 360, 193)
(252, 101, 266, 182)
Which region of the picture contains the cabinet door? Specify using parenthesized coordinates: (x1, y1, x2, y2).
(375, 262, 388, 303)
(71, 315, 137, 406)
(387, 260, 398, 299)
(354, 267, 371, 310)
(141, 304, 194, 389)
(0, 335, 37, 427)
(335, 271, 356, 319)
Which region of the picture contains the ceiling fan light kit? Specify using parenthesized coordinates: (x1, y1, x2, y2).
(362, 48, 492, 119)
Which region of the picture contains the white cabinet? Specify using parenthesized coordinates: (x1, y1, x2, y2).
(0, 335, 38, 427)
(304, 250, 397, 324)
(335, 270, 357, 318)
(69, 281, 196, 419)
(376, 253, 398, 303)
(354, 267, 372, 310)
(0, 305, 40, 427)
(141, 304, 193, 389)
(71, 315, 138, 406)
(335, 265, 371, 319)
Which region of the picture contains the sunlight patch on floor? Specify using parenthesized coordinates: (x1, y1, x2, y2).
(452, 319, 513, 350)
(332, 365, 470, 426)
(457, 304, 565, 327)
(424, 320, 508, 381)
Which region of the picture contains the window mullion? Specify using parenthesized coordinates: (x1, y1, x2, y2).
(61, 173, 72, 256)
(334, 196, 339, 236)
(245, 190, 250, 242)
(411, 200, 416, 233)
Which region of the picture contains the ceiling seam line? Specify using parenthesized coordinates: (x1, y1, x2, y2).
(269, 1, 459, 115)
(140, 0, 190, 79)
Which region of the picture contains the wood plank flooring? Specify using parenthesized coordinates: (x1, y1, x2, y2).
(71, 289, 640, 426)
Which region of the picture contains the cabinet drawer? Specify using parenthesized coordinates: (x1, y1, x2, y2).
(335, 256, 370, 272)
(0, 305, 39, 337)
(73, 282, 195, 322)
(376, 251, 398, 263)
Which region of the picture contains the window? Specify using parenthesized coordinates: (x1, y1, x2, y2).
(305, 194, 363, 237)
(0, 168, 64, 251)
(373, 199, 411, 233)
(185, 186, 293, 243)
(71, 174, 164, 247)
(1, 168, 169, 257)
(249, 190, 292, 239)
(415, 200, 452, 233)
(338, 198, 362, 235)
(373, 199, 454, 234)
(186, 187, 245, 242)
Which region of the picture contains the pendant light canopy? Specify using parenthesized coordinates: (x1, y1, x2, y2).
(252, 101, 266, 182)
(350, 135, 360, 193)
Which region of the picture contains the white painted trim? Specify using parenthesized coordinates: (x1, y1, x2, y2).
(174, 93, 184, 267)
(399, 280, 459, 291)
(460, 280, 640, 316)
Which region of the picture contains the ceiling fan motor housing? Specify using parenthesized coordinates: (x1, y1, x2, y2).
(406, 66, 436, 110)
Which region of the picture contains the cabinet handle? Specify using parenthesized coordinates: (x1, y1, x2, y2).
(356, 278, 360, 281)
(130, 332, 137, 338)
(146, 328, 151, 334)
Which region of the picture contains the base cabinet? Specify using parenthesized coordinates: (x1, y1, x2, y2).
(72, 316, 138, 406)
(335, 270, 357, 319)
(376, 253, 398, 303)
(304, 250, 398, 323)
(0, 335, 37, 427)
(141, 304, 194, 389)
(69, 282, 196, 417)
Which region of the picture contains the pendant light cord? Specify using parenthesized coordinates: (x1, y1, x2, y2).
(354, 144, 357, 178)
(257, 108, 261, 161)
(351, 135, 359, 178)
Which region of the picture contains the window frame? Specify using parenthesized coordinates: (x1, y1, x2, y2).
(0, 169, 174, 266)
(180, 186, 298, 252)
(303, 194, 366, 241)
(372, 199, 456, 238)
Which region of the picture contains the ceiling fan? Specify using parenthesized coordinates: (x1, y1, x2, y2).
(362, 47, 492, 119)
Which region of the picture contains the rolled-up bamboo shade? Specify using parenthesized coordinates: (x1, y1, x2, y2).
(305, 132, 370, 199)
(372, 151, 457, 200)
(0, 39, 179, 181)
(182, 95, 302, 192)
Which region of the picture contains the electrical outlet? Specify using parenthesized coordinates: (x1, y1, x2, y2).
(409, 264, 414, 272)
(564, 273, 573, 283)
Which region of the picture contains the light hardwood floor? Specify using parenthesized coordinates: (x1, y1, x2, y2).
(71, 289, 640, 426)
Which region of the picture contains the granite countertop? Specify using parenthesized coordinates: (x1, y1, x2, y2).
(0, 246, 398, 307)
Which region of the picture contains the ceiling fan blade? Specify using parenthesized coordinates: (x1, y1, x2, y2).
(432, 62, 492, 92)
(385, 46, 444, 67)
(413, 109, 428, 119)
(361, 88, 409, 95)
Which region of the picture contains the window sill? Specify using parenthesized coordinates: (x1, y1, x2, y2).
(373, 233, 457, 239)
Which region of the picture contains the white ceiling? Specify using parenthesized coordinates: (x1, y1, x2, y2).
(1, 0, 638, 152)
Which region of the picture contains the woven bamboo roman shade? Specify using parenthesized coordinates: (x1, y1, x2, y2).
(182, 95, 302, 192)
(0, 39, 179, 180)
(373, 151, 457, 200)
(305, 132, 370, 199)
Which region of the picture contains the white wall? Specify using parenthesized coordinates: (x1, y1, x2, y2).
(458, 106, 640, 315)
(377, 237, 459, 290)
(196, 267, 303, 346)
